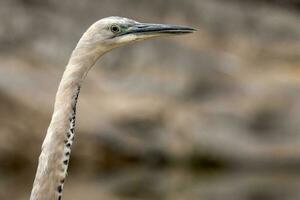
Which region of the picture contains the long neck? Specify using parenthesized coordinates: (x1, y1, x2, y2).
(30, 44, 104, 200)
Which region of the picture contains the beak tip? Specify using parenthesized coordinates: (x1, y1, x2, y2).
(189, 27, 197, 32)
(178, 26, 197, 34)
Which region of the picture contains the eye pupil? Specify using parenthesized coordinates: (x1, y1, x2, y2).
(111, 25, 120, 33)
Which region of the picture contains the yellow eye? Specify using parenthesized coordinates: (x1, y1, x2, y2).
(110, 24, 121, 33)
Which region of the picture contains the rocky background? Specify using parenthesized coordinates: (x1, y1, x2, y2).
(0, 0, 300, 199)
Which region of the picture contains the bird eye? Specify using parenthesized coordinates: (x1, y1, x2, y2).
(110, 24, 121, 34)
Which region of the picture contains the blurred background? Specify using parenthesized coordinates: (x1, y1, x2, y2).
(1, 0, 300, 199)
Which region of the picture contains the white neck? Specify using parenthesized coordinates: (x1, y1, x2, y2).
(30, 41, 105, 200)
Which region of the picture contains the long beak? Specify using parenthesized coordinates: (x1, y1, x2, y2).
(125, 22, 196, 36)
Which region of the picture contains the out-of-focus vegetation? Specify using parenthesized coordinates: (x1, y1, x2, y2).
(0, 0, 300, 199)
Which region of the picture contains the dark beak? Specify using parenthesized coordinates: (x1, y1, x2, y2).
(126, 22, 196, 36)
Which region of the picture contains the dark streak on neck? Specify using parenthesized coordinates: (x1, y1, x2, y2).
(57, 85, 81, 200)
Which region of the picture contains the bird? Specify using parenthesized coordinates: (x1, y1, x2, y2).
(29, 16, 195, 200)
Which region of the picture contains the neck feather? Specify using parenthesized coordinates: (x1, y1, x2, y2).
(30, 44, 104, 200)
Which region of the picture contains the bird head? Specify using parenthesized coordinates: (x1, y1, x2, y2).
(79, 16, 196, 52)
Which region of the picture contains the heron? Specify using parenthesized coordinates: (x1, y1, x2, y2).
(29, 16, 195, 200)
